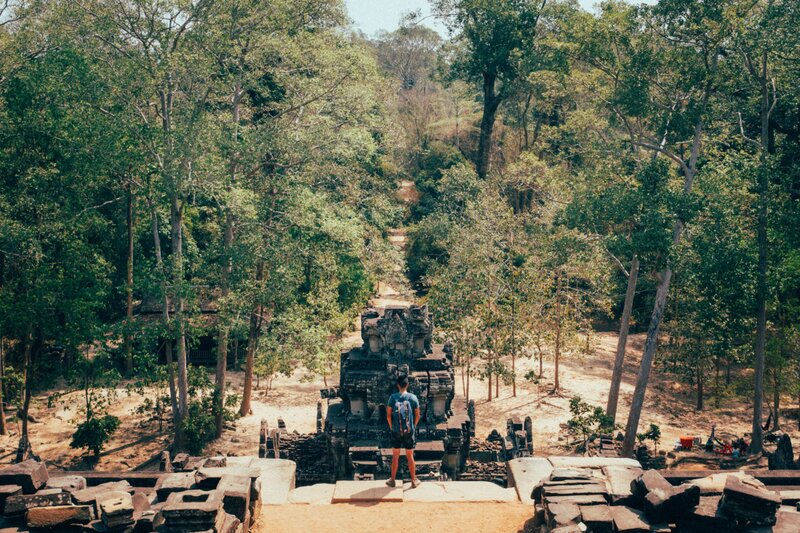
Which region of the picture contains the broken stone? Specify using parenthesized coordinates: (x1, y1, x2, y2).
(0, 460, 48, 494)
(4, 488, 70, 515)
(71, 481, 133, 509)
(194, 467, 260, 491)
(154, 472, 195, 502)
(610, 506, 650, 533)
(99, 491, 134, 529)
(579, 504, 613, 533)
(133, 509, 156, 533)
(687, 471, 766, 496)
(543, 482, 609, 499)
(216, 475, 250, 524)
(544, 494, 608, 506)
(631, 469, 672, 502)
(131, 492, 152, 513)
(643, 483, 700, 523)
(160, 451, 173, 473)
(551, 468, 595, 482)
(171, 453, 189, 471)
(768, 434, 796, 470)
(772, 510, 800, 533)
(162, 490, 223, 530)
(0, 485, 21, 510)
(677, 495, 732, 532)
(718, 475, 781, 527)
(46, 475, 87, 493)
(546, 501, 581, 529)
(204, 456, 227, 468)
(25, 504, 93, 528)
(602, 466, 642, 506)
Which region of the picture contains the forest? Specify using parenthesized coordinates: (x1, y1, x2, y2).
(0, 0, 799, 463)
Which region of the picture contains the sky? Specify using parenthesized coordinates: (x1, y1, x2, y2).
(344, 0, 656, 36)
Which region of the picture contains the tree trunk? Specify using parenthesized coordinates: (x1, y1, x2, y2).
(622, 268, 673, 455)
(125, 187, 135, 375)
(487, 350, 492, 402)
(477, 72, 502, 180)
(170, 199, 189, 449)
(150, 201, 179, 424)
(696, 366, 704, 411)
(240, 261, 264, 417)
(553, 273, 562, 392)
(215, 79, 241, 438)
(772, 368, 781, 430)
(0, 335, 6, 435)
(751, 50, 771, 455)
(19, 331, 33, 451)
(215, 208, 233, 437)
(607, 255, 639, 422)
(622, 100, 706, 455)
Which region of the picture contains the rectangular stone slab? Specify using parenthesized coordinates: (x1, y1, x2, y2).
(643, 484, 700, 524)
(544, 494, 609, 506)
(548, 457, 641, 470)
(331, 481, 403, 503)
(579, 504, 613, 533)
(248, 458, 296, 506)
(5, 489, 71, 514)
(286, 484, 335, 505)
(602, 465, 643, 505)
(25, 504, 93, 528)
(72, 481, 133, 507)
(551, 468, 595, 481)
(0, 460, 48, 494)
(543, 483, 609, 497)
(610, 506, 651, 533)
(46, 475, 86, 493)
(0, 485, 22, 510)
(217, 475, 251, 523)
(403, 481, 518, 503)
(631, 470, 672, 501)
(507, 457, 553, 505)
(154, 472, 195, 501)
(194, 467, 260, 490)
(677, 495, 731, 531)
(546, 501, 581, 528)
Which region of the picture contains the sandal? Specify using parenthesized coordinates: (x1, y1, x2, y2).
(385, 479, 396, 487)
(411, 478, 422, 488)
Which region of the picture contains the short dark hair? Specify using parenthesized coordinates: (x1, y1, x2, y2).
(397, 374, 409, 388)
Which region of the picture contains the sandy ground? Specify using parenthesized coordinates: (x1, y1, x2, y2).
(256, 502, 537, 533)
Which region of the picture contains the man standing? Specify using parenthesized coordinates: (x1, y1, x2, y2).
(386, 374, 422, 488)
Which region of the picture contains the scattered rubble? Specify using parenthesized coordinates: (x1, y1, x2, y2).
(513, 455, 800, 532)
(0, 453, 293, 532)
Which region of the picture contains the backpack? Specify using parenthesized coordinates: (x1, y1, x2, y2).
(393, 395, 413, 436)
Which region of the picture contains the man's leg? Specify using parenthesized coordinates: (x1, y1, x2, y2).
(406, 449, 418, 483)
(390, 448, 400, 482)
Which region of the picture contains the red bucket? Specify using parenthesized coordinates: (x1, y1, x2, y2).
(680, 436, 694, 450)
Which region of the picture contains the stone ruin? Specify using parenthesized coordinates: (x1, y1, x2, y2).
(0, 454, 294, 532)
(320, 305, 474, 480)
(507, 456, 800, 532)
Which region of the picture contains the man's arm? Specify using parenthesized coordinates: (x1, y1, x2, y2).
(386, 406, 393, 432)
(414, 408, 421, 428)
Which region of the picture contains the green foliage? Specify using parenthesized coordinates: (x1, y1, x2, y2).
(567, 396, 615, 451)
(636, 423, 661, 451)
(70, 414, 121, 459)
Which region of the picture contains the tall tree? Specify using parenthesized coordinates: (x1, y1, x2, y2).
(433, 0, 548, 178)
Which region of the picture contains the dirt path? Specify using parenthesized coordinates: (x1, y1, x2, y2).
(258, 502, 536, 533)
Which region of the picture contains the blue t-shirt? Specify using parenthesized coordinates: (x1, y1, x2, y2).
(387, 391, 420, 434)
